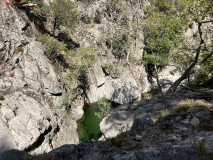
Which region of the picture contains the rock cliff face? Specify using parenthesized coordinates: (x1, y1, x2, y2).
(0, 1, 83, 154)
(41, 0, 182, 104)
(0, 0, 182, 154)
(0, 0, 212, 157)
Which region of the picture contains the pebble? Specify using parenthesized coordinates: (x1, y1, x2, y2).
(136, 135, 143, 141)
(168, 134, 179, 141)
(191, 116, 200, 126)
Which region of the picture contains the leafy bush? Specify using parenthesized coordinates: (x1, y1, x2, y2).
(143, 9, 186, 66)
(94, 9, 102, 24)
(0, 94, 5, 101)
(78, 0, 95, 5)
(194, 138, 206, 159)
(151, 0, 171, 13)
(29, 0, 49, 16)
(188, 53, 213, 88)
(50, 0, 79, 29)
(112, 33, 129, 59)
(38, 34, 67, 63)
(105, 38, 112, 48)
(16, 46, 24, 53)
(61, 47, 95, 90)
(156, 109, 170, 123)
(95, 97, 112, 119)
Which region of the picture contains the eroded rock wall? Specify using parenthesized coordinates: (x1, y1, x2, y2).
(0, 1, 83, 154)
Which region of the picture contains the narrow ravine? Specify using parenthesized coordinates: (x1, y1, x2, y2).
(77, 98, 119, 142)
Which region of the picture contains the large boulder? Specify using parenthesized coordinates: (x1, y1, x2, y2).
(100, 90, 213, 139)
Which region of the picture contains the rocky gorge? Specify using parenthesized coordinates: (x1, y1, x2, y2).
(0, 0, 212, 159)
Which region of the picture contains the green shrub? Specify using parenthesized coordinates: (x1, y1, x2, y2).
(156, 109, 170, 123)
(16, 46, 24, 53)
(29, 0, 49, 16)
(112, 32, 129, 59)
(38, 34, 67, 63)
(94, 9, 102, 24)
(62, 93, 70, 107)
(61, 47, 95, 90)
(40, 90, 45, 95)
(50, 0, 79, 29)
(194, 138, 206, 158)
(102, 63, 121, 78)
(105, 38, 112, 48)
(0, 94, 5, 101)
(95, 97, 112, 119)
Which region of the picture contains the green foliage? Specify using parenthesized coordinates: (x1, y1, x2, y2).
(29, 0, 49, 16)
(94, 9, 102, 24)
(187, 0, 213, 22)
(112, 32, 130, 59)
(62, 93, 70, 107)
(40, 90, 45, 95)
(61, 47, 95, 90)
(95, 97, 112, 119)
(149, 0, 172, 13)
(105, 38, 112, 48)
(16, 46, 24, 53)
(106, 0, 120, 13)
(38, 34, 67, 63)
(156, 109, 170, 123)
(78, 0, 94, 5)
(145, 0, 213, 83)
(50, 0, 79, 29)
(189, 53, 213, 88)
(0, 94, 5, 101)
(38, 120, 44, 127)
(102, 63, 121, 78)
(194, 138, 206, 158)
(143, 6, 187, 68)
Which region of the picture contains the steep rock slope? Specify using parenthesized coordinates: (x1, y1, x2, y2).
(0, 1, 83, 154)
(42, 0, 182, 104)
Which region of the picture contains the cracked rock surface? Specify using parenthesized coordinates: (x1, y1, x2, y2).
(0, 90, 213, 160)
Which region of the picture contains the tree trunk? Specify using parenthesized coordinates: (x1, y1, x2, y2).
(167, 21, 210, 92)
(127, 51, 142, 101)
(154, 65, 162, 92)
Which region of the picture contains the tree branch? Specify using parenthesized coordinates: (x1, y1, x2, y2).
(167, 22, 204, 93)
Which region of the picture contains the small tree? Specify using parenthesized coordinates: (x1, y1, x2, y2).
(167, 0, 213, 92)
(94, 9, 102, 24)
(61, 47, 96, 90)
(112, 32, 130, 59)
(50, 0, 79, 29)
(38, 34, 67, 63)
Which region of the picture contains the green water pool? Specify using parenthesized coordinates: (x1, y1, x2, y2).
(77, 98, 119, 142)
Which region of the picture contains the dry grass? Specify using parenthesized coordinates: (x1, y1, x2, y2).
(173, 99, 211, 116)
